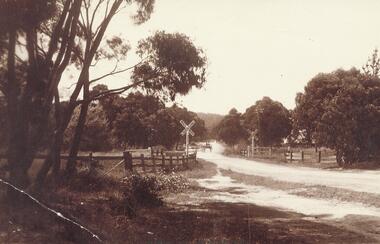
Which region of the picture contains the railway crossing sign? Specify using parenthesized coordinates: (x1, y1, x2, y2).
(180, 120, 195, 155)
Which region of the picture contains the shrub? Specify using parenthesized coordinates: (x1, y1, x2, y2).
(120, 172, 190, 210)
(122, 174, 163, 208)
(155, 172, 190, 193)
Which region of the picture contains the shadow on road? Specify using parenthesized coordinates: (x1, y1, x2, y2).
(127, 201, 376, 243)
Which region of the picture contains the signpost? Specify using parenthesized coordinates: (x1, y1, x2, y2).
(250, 131, 256, 156)
(180, 120, 195, 156)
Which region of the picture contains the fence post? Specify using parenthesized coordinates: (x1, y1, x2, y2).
(269, 147, 272, 157)
(247, 146, 250, 157)
(141, 154, 145, 172)
(88, 152, 95, 172)
(182, 155, 186, 168)
(152, 155, 156, 172)
(123, 151, 133, 173)
(301, 151, 304, 162)
(318, 151, 321, 163)
(290, 151, 293, 162)
(88, 152, 93, 167)
(161, 154, 165, 168)
(169, 156, 173, 168)
(177, 155, 180, 165)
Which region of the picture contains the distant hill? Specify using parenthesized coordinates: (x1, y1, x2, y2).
(197, 112, 224, 133)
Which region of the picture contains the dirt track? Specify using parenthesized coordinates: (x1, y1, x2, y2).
(193, 142, 380, 242)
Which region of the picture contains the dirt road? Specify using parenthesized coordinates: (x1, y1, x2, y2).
(198, 143, 380, 194)
(194, 142, 380, 242)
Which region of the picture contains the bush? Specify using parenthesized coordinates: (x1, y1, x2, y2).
(155, 172, 190, 193)
(120, 172, 190, 211)
(122, 174, 163, 208)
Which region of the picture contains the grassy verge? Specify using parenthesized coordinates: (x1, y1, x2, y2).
(0, 159, 216, 243)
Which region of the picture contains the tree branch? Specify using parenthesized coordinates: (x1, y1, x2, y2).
(68, 0, 123, 105)
(90, 0, 105, 33)
(89, 60, 143, 84)
(46, 0, 72, 61)
(46, 0, 82, 103)
(75, 73, 158, 105)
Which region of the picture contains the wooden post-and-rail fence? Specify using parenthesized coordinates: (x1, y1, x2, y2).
(240, 146, 336, 164)
(0, 150, 198, 174)
(121, 151, 196, 173)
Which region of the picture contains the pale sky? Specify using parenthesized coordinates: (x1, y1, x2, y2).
(61, 0, 380, 115)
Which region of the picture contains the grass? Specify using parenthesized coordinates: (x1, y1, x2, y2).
(0, 158, 209, 243)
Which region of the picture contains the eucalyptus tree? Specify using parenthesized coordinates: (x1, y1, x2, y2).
(294, 68, 380, 166)
(243, 97, 291, 147)
(216, 108, 248, 146)
(0, 1, 166, 186)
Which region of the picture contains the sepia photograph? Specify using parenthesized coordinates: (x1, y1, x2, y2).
(1, 0, 380, 243)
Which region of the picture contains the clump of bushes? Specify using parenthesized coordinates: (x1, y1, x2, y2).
(122, 174, 163, 208)
(115, 172, 190, 216)
(155, 172, 190, 193)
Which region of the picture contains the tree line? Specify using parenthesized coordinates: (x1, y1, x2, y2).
(215, 50, 380, 167)
(63, 87, 207, 151)
(0, 0, 207, 193)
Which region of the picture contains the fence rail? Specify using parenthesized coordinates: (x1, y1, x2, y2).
(240, 146, 336, 164)
(0, 150, 198, 174)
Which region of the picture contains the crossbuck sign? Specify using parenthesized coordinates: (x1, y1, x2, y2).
(180, 120, 195, 156)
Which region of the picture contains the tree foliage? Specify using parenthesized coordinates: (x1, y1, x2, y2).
(293, 68, 380, 165)
(98, 91, 206, 149)
(132, 31, 207, 100)
(362, 49, 380, 78)
(64, 102, 112, 152)
(216, 108, 248, 146)
(0, 0, 210, 188)
(243, 97, 291, 147)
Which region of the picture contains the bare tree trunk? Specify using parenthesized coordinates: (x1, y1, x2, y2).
(35, 129, 64, 186)
(7, 27, 52, 192)
(6, 29, 31, 195)
(65, 101, 90, 175)
(35, 90, 63, 186)
(52, 91, 63, 177)
(34, 88, 80, 184)
(66, 71, 90, 175)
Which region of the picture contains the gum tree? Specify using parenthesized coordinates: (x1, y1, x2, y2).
(0, 0, 156, 189)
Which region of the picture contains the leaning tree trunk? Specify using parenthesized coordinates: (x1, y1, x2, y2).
(35, 128, 64, 187)
(35, 98, 80, 184)
(35, 90, 63, 186)
(65, 101, 90, 175)
(65, 73, 90, 176)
